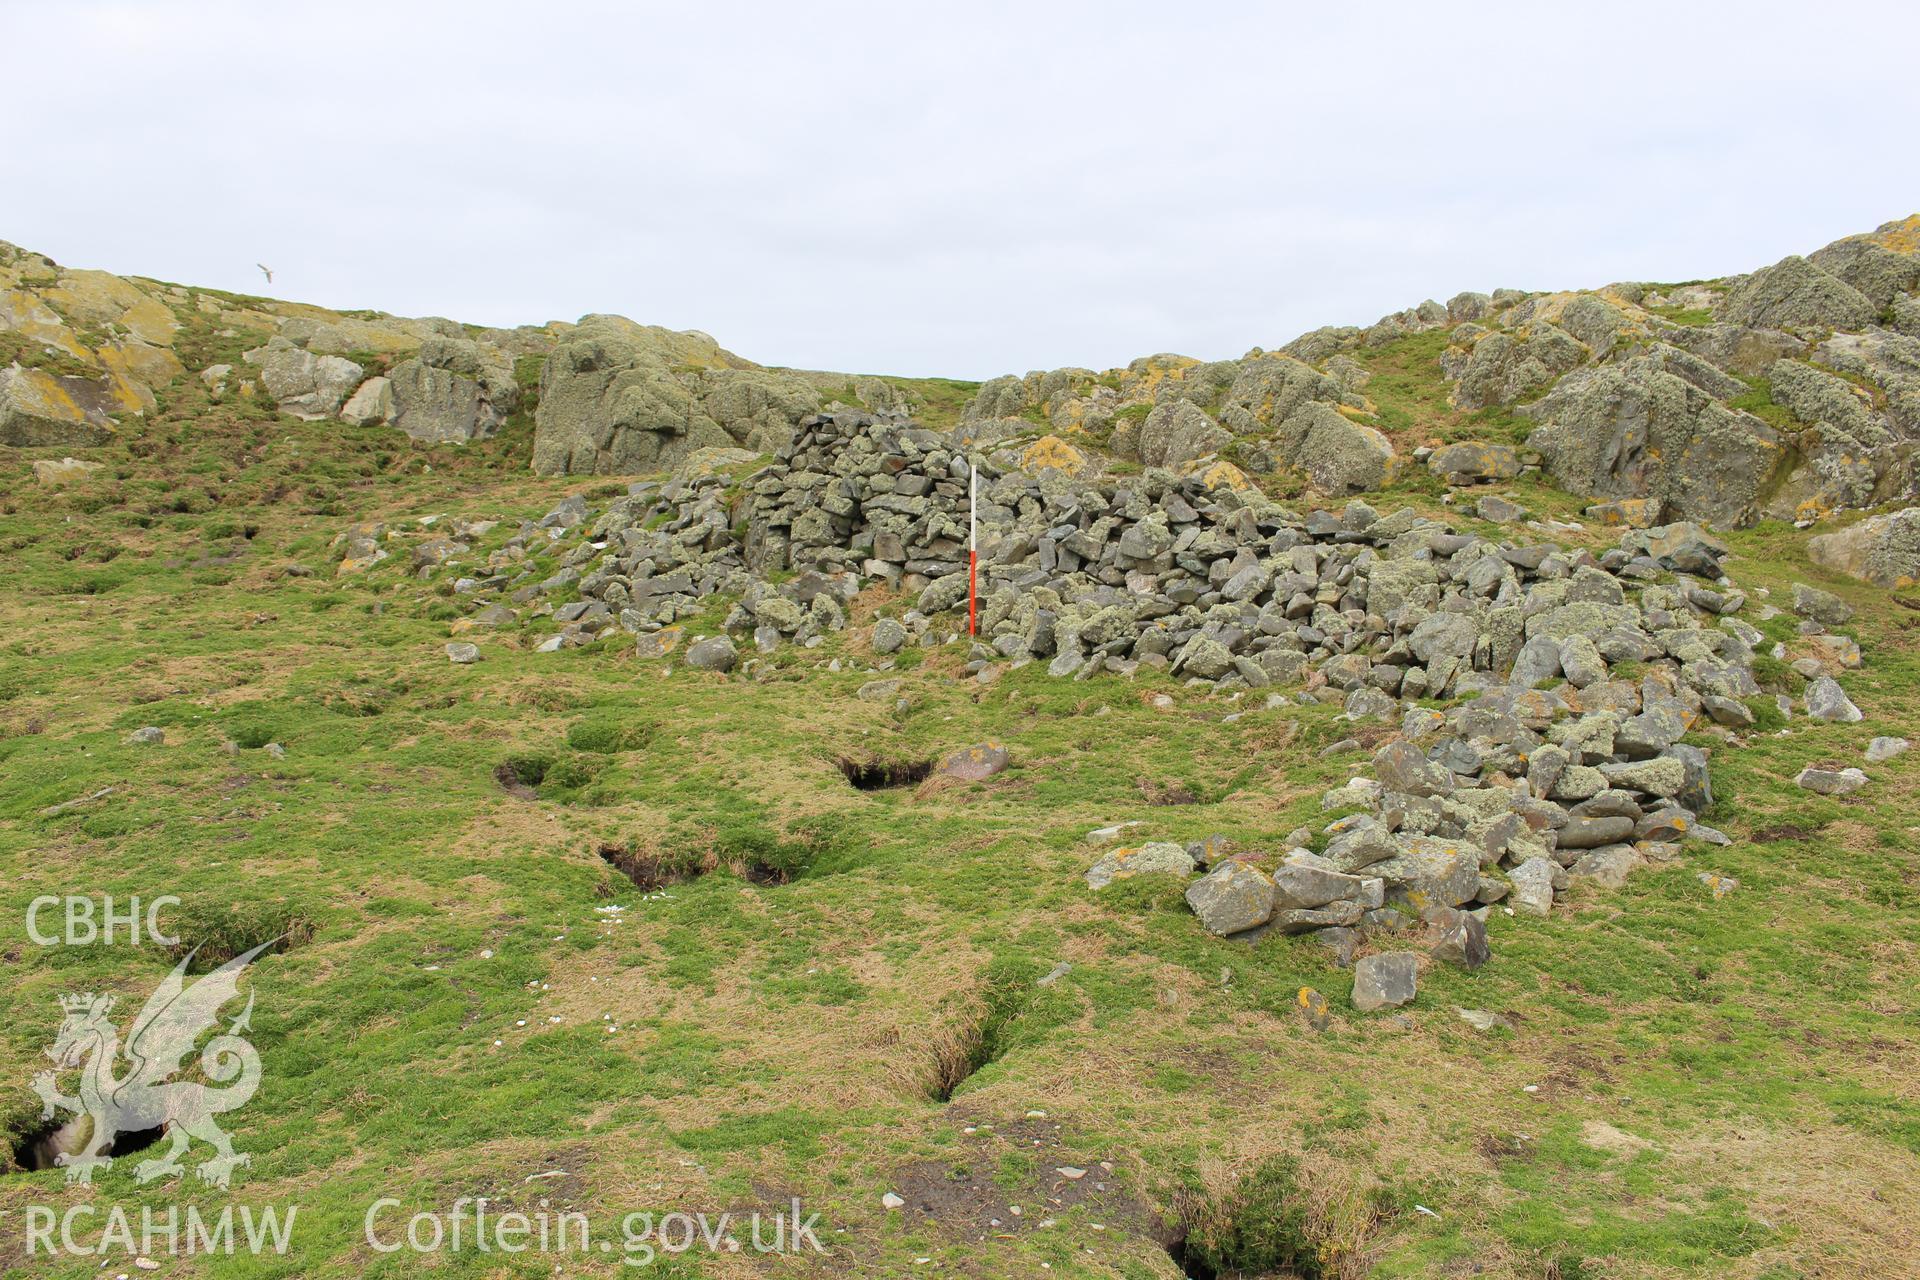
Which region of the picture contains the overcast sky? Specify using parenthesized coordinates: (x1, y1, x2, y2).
(10, 1, 1918, 379)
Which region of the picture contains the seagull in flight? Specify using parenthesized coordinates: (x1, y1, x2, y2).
(257, 264, 274, 285)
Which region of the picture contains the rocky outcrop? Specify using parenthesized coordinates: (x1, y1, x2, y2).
(242, 337, 364, 420)
(1523, 355, 1787, 527)
(1808, 508, 1920, 587)
(384, 336, 520, 443)
(1445, 325, 1587, 409)
(0, 240, 182, 445)
(530, 315, 819, 475)
(1722, 255, 1877, 331)
(1131, 401, 1229, 469)
(1275, 403, 1396, 493)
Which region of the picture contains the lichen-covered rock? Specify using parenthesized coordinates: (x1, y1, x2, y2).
(1447, 324, 1586, 409)
(0, 366, 124, 446)
(1279, 402, 1396, 493)
(531, 315, 815, 475)
(1371, 836, 1479, 913)
(1509, 856, 1556, 917)
(243, 337, 364, 420)
(386, 336, 520, 443)
(1524, 356, 1786, 527)
(1804, 675, 1862, 722)
(1807, 508, 1920, 588)
(936, 742, 1010, 782)
(1721, 255, 1876, 330)
(1768, 359, 1888, 454)
(1135, 400, 1229, 469)
(0, 242, 181, 445)
(1807, 220, 1920, 308)
(1185, 862, 1276, 936)
(1085, 842, 1196, 890)
(683, 636, 738, 672)
(1796, 765, 1868, 795)
(1217, 354, 1342, 433)
(1792, 583, 1854, 626)
(1428, 441, 1520, 483)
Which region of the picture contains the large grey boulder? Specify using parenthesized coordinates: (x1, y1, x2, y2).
(1276, 402, 1396, 493)
(683, 636, 738, 672)
(1523, 355, 1786, 527)
(1135, 400, 1230, 469)
(1792, 583, 1854, 626)
(244, 337, 363, 420)
(1807, 508, 1920, 588)
(386, 336, 520, 444)
(1804, 676, 1862, 723)
(1722, 255, 1877, 330)
(1796, 765, 1868, 796)
(531, 316, 817, 475)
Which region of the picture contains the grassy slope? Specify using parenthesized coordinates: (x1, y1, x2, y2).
(0, 318, 1916, 1280)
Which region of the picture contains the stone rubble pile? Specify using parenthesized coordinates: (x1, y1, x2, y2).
(355, 410, 1883, 1003)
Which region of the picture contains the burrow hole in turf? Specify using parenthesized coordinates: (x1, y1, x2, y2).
(837, 756, 933, 791)
(598, 844, 704, 893)
(1165, 1236, 1219, 1280)
(9, 1121, 164, 1174)
(928, 990, 1026, 1103)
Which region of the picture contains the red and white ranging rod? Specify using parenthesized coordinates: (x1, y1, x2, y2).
(966, 458, 979, 637)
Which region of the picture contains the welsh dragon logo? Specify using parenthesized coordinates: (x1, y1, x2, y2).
(30, 941, 273, 1188)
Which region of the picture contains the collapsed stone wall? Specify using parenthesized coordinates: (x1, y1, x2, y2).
(366, 406, 1882, 982)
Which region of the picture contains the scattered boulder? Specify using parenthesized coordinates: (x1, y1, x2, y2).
(936, 742, 1009, 782)
(1792, 583, 1854, 626)
(684, 636, 738, 673)
(1803, 676, 1862, 723)
(1085, 843, 1195, 891)
(1796, 765, 1868, 796)
(871, 618, 907, 655)
(1426, 908, 1489, 969)
(1865, 736, 1910, 763)
(445, 641, 481, 664)
(1351, 952, 1418, 1012)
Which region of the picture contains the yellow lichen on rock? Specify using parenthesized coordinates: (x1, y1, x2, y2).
(1021, 434, 1093, 476)
(1862, 213, 1920, 256)
(1183, 458, 1253, 491)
